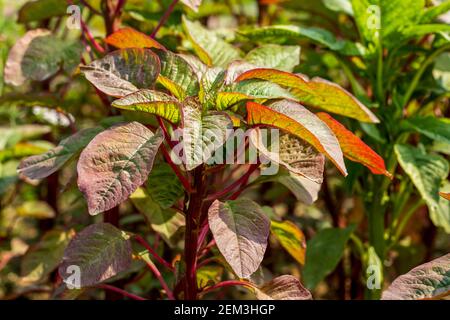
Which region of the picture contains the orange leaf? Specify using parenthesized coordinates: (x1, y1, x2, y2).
(316, 112, 392, 178)
(237, 68, 379, 123)
(440, 192, 450, 200)
(105, 28, 166, 50)
(246, 101, 347, 176)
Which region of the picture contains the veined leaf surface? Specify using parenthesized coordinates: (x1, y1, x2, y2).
(247, 101, 347, 175)
(77, 122, 164, 215)
(317, 112, 391, 178)
(105, 27, 166, 50)
(208, 199, 270, 279)
(81, 48, 160, 97)
(112, 90, 182, 124)
(59, 223, 132, 287)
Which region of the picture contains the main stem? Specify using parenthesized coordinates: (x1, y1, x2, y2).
(184, 166, 205, 300)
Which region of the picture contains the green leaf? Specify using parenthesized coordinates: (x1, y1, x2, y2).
(401, 24, 450, 39)
(18, 127, 102, 180)
(130, 188, 185, 247)
(382, 254, 450, 300)
(21, 229, 72, 283)
(208, 199, 271, 278)
(112, 90, 182, 124)
(239, 25, 365, 56)
(181, 98, 233, 170)
(380, 0, 425, 47)
(146, 162, 184, 209)
(80, 48, 160, 97)
(16, 200, 56, 219)
(59, 223, 132, 287)
(302, 225, 355, 289)
(245, 45, 300, 72)
(5, 29, 82, 86)
(198, 67, 226, 109)
(18, 0, 67, 23)
(271, 220, 307, 265)
(432, 180, 450, 233)
(197, 265, 223, 289)
(238, 69, 379, 123)
(154, 49, 200, 100)
(420, 0, 450, 23)
(182, 17, 241, 67)
(254, 275, 312, 300)
(77, 122, 164, 215)
(395, 144, 449, 218)
(403, 116, 450, 144)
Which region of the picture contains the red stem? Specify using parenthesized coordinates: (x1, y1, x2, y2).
(97, 284, 146, 300)
(151, 0, 180, 38)
(80, 18, 105, 53)
(140, 259, 175, 300)
(207, 164, 259, 201)
(160, 144, 193, 193)
(134, 235, 175, 272)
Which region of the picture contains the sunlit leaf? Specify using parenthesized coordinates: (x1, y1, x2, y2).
(238, 69, 379, 123)
(18, 127, 102, 180)
(249, 128, 325, 183)
(382, 254, 450, 300)
(154, 49, 200, 100)
(59, 223, 132, 287)
(247, 101, 347, 175)
(302, 225, 355, 289)
(271, 220, 306, 265)
(77, 122, 164, 215)
(80, 48, 160, 97)
(21, 229, 72, 283)
(182, 17, 241, 67)
(317, 112, 391, 178)
(208, 199, 271, 278)
(181, 98, 233, 170)
(105, 27, 166, 50)
(130, 188, 185, 247)
(420, 0, 450, 23)
(245, 44, 300, 72)
(112, 89, 182, 124)
(395, 144, 449, 231)
(254, 275, 312, 300)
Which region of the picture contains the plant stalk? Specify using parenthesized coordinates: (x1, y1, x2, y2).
(183, 166, 205, 300)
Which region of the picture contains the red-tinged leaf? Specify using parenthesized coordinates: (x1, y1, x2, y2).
(317, 112, 392, 178)
(381, 254, 450, 300)
(254, 275, 312, 300)
(77, 122, 164, 215)
(105, 28, 166, 50)
(237, 68, 378, 123)
(80, 48, 161, 98)
(440, 192, 450, 201)
(247, 101, 347, 176)
(59, 223, 132, 288)
(208, 199, 270, 279)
